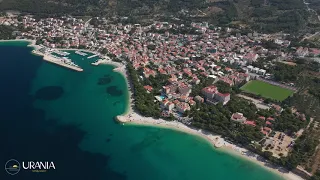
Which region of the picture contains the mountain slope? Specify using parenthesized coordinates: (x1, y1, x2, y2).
(0, 0, 316, 34)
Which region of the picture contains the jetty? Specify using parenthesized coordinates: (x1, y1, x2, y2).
(91, 59, 105, 66)
(32, 50, 83, 72)
(88, 54, 99, 59)
(75, 50, 88, 56)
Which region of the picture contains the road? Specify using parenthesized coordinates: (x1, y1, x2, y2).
(237, 94, 270, 110)
(303, 0, 320, 22)
(84, 18, 92, 28)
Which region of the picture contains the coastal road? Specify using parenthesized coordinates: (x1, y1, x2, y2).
(303, 0, 320, 22)
(84, 18, 92, 28)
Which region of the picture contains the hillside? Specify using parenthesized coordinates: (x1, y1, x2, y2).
(0, 0, 318, 34)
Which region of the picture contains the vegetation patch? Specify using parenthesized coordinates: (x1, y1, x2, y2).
(240, 80, 294, 101)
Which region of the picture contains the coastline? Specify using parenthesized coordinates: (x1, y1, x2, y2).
(0, 39, 35, 44)
(90, 57, 133, 117)
(110, 63, 304, 180)
(117, 112, 303, 180)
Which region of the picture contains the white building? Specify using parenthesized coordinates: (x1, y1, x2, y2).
(258, 69, 266, 76)
(253, 67, 260, 73)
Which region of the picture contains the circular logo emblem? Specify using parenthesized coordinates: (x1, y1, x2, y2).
(5, 159, 20, 175)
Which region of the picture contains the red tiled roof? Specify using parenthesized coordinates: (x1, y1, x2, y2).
(245, 120, 256, 127)
(267, 117, 275, 121)
(216, 92, 230, 97)
(143, 85, 153, 92)
(202, 85, 218, 94)
(232, 113, 243, 120)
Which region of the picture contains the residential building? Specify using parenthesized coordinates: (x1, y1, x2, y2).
(230, 112, 247, 123)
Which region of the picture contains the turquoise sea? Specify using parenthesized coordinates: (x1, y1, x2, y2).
(1, 41, 284, 180)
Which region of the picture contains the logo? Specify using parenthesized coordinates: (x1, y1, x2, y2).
(23, 161, 56, 173)
(5, 159, 56, 174)
(5, 159, 21, 175)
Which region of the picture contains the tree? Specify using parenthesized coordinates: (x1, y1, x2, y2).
(101, 48, 108, 55)
(0, 25, 14, 40)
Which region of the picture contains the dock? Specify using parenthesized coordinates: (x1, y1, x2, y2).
(75, 50, 88, 56)
(91, 59, 105, 66)
(32, 50, 83, 72)
(88, 54, 99, 59)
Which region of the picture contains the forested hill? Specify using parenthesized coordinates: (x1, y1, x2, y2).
(0, 0, 106, 16)
(0, 0, 318, 34)
(0, 0, 206, 16)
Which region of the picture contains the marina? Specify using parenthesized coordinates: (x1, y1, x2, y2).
(32, 48, 83, 72)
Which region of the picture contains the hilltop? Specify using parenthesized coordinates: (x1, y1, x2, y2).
(0, 0, 318, 34)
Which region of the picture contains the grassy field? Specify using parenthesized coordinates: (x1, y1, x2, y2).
(240, 80, 294, 101)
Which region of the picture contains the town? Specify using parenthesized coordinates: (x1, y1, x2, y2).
(1, 14, 320, 179)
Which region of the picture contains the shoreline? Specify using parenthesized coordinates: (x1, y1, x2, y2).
(0, 39, 35, 44)
(96, 56, 304, 180)
(117, 113, 303, 180)
(110, 63, 304, 180)
(90, 57, 133, 117)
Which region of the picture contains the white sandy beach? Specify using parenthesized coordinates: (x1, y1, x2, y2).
(117, 111, 303, 180)
(109, 60, 304, 180)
